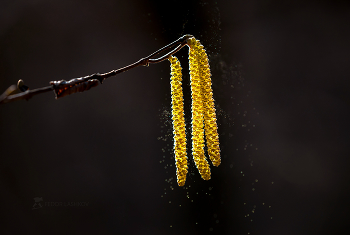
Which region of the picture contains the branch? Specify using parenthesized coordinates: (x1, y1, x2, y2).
(0, 34, 193, 105)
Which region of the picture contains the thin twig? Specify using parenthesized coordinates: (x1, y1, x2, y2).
(0, 34, 193, 105)
(1, 86, 54, 104)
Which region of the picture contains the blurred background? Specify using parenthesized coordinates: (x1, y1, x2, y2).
(1, 0, 349, 234)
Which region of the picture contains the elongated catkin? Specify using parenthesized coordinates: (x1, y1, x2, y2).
(168, 56, 188, 186)
(187, 38, 211, 180)
(196, 42, 221, 167)
(188, 37, 221, 172)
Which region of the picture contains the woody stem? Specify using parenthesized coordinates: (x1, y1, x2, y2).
(0, 35, 192, 105)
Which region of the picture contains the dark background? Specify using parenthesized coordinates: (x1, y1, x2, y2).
(1, 0, 349, 234)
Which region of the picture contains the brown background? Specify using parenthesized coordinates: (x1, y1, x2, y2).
(1, 0, 349, 234)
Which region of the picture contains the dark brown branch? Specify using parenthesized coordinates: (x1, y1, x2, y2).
(0, 86, 54, 104)
(0, 34, 193, 105)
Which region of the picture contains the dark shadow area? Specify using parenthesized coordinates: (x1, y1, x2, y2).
(1, 0, 349, 234)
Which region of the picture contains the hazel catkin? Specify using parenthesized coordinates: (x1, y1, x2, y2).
(168, 55, 188, 186)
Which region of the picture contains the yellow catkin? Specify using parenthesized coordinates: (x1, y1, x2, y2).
(197, 43, 221, 167)
(187, 37, 221, 176)
(168, 56, 188, 186)
(187, 38, 211, 180)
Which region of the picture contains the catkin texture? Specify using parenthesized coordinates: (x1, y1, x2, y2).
(169, 56, 188, 186)
(187, 38, 211, 180)
(197, 43, 221, 167)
